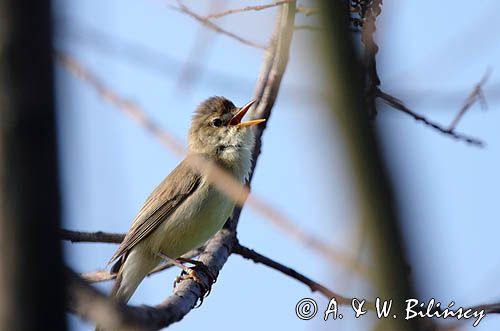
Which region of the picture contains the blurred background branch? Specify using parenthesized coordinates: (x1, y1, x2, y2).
(0, 0, 66, 330)
(320, 1, 420, 330)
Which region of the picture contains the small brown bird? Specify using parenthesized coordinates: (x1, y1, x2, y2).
(107, 96, 265, 304)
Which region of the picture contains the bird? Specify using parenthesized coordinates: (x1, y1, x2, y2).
(106, 96, 265, 304)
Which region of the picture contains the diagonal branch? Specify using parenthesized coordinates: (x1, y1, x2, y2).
(233, 243, 351, 304)
(168, 0, 266, 49)
(67, 2, 297, 329)
(448, 69, 491, 131)
(205, 0, 290, 19)
(377, 90, 484, 146)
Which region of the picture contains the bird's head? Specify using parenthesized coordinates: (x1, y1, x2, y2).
(188, 97, 265, 164)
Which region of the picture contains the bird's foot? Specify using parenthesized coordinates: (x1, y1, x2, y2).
(173, 259, 216, 307)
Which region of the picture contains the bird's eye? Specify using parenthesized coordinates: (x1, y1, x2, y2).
(210, 118, 223, 127)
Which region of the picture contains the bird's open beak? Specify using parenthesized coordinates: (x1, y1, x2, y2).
(228, 99, 266, 127)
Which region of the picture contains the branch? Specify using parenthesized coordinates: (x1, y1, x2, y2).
(205, 0, 290, 19)
(377, 90, 484, 146)
(67, 2, 298, 329)
(66, 268, 151, 331)
(448, 69, 491, 131)
(361, 0, 382, 119)
(233, 243, 351, 304)
(61, 226, 372, 281)
(168, 0, 266, 49)
(320, 1, 422, 329)
(60, 229, 124, 243)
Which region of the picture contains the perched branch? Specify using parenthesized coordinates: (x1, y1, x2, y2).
(205, 0, 290, 19)
(56, 52, 369, 277)
(448, 69, 491, 131)
(233, 243, 351, 304)
(378, 90, 484, 146)
(61, 226, 371, 280)
(167, 0, 266, 49)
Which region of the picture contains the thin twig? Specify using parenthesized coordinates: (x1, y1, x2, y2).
(205, 0, 290, 19)
(233, 243, 351, 304)
(56, 52, 370, 277)
(448, 69, 491, 131)
(167, 0, 266, 49)
(377, 90, 484, 146)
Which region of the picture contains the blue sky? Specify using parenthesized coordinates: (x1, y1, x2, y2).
(54, 1, 500, 330)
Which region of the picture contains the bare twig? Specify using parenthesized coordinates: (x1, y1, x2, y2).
(448, 69, 491, 131)
(233, 243, 351, 304)
(205, 0, 289, 19)
(60, 229, 124, 243)
(171, 0, 227, 95)
(56, 52, 370, 277)
(377, 90, 484, 146)
(167, 0, 266, 49)
(61, 227, 371, 285)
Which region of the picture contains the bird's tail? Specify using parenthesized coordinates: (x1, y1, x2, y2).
(112, 249, 159, 302)
(95, 249, 158, 331)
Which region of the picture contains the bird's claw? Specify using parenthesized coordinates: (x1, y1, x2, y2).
(172, 262, 216, 307)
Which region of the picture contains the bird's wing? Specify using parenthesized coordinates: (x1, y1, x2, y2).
(108, 157, 202, 266)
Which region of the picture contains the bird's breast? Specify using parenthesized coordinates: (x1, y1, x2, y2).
(150, 180, 237, 258)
